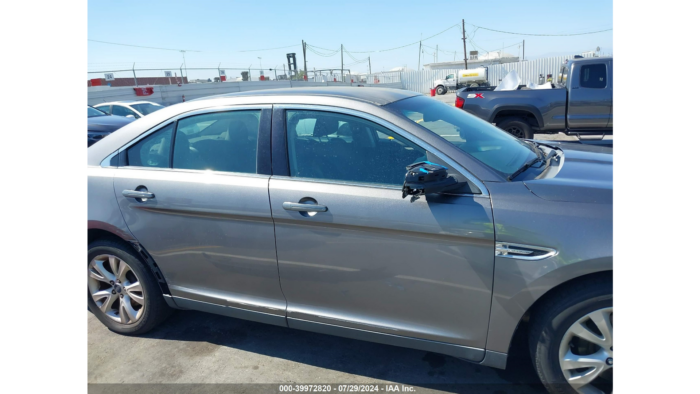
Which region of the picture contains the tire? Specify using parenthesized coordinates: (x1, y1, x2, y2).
(436, 85, 446, 95)
(88, 239, 171, 335)
(496, 117, 534, 139)
(529, 276, 613, 394)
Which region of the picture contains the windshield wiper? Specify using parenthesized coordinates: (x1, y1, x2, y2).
(524, 140, 546, 160)
(508, 156, 544, 181)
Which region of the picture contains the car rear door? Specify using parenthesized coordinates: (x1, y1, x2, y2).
(268, 105, 495, 360)
(112, 105, 288, 326)
(567, 60, 612, 129)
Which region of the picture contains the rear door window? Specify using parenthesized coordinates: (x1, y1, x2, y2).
(172, 110, 260, 173)
(126, 123, 174, 168)
(580, 64, 607, 89)
(94, 105, 111, 114)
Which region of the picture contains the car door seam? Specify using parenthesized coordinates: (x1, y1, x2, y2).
(268, 175, 290, 327)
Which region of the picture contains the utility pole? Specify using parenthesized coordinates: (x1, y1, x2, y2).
(436, 44, 438, 63)
(302, 40, 308, 81)
(180, 50, 188, 81)
(462, 19, 468, 69)
(522, 40, 525, 62)
(341, 44, 344, 82)
(368, 56, 372, 75)
(132, 62, 138, 87)
(418, 41, 421, 70)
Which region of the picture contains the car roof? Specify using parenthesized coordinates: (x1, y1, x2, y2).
(97, 100, 160, 105)
(192, 87, 421, 106)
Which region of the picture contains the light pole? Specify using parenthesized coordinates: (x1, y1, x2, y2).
(258, 57, 262, 80)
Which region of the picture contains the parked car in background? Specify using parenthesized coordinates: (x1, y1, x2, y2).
(93, 100, 165, 119)
(456, 57, 613, 140)
(88, 88, 612, 394)
(87, 106, 134, 147)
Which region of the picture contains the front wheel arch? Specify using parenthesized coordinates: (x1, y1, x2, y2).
(504, 271, 613, 360)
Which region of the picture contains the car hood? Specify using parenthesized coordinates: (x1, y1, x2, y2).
(88, 115, 134, 132)
(524, 142, 612, 204)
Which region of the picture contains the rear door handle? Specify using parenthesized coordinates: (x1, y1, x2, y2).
(282, 202, 328, 212)
(122, 190, 155, 199)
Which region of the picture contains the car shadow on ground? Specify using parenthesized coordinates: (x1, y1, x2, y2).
(134, 309, 547, 394)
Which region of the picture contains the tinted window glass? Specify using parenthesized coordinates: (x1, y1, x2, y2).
(126, 123, 174, 168)
(112, 105, 138, 117)
(173, 110, 260, 173)
(580, 64, 606, 89)
(286, 110, 426, 186)
(131, 103, 164, 115)
(95, 105, 109, 114)
(88, 106, 106, 117)
(385, 95, 537, 178)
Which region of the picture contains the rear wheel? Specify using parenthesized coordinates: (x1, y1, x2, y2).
(529, 277, 613, 394)
(88, 239, 171, 335)
(436, 85, 446, 95)
(496, 117, 534, 139)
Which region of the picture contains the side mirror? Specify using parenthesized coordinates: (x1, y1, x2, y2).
(402, 161, 459, 199)
(126, 114, 135, 119)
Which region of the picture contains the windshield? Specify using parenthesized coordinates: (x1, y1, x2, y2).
(88, 106, 107, 117)
(385, 96, 537, 178)
(131, 103, 164, 115)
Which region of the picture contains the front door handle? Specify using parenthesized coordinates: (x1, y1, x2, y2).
(122, 190, 155, 200)
(283, 202, 328, 212)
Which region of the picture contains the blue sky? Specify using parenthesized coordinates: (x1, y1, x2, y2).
(88, 0, 612, 80)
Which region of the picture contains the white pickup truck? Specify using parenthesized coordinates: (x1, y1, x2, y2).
(433, 67, 489, 95)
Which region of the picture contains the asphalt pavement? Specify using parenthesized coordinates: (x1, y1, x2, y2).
(89, 310, 547, 394)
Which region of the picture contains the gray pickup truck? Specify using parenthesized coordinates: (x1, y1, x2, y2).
(456, 57, 613, 140)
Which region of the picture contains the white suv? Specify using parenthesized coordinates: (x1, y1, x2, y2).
(93, 101, 165, 119)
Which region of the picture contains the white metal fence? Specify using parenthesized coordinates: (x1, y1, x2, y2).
(87, 54, 610, 104)
(400, 53, 610, 93)
(87, 80, 403, 106)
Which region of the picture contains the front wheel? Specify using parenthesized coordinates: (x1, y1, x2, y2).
(436, 85, 446, 95)
(88, 239, 171, 335)
(529, 277, 613, 394)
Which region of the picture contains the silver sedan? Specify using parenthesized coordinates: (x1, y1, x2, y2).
(88, 87, 612, 394)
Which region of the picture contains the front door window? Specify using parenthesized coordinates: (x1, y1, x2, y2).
(286, 110, 426, 186)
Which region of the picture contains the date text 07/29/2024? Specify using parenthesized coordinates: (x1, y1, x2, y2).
(279, 385, 416, 393)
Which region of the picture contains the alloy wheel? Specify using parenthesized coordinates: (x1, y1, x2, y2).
(558, 307, 613, 394)
(506, 126, 525, 138)
(88, 254, 145, 324)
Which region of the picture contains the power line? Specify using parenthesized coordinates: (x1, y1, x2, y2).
(342, 24, 460, 53)
(466, 24, 612, 36)
(88, 39, 201, 52)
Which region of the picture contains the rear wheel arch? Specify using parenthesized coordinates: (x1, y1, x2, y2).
(88, 227, 172, 296)
(88, 228, 128, 246)
(491, 107, 543, 129)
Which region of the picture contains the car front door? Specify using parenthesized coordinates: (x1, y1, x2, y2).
(445, 74, 456, 89)
(268, 106, 495, 360)
(567, 61, 612, 129)
(112, 106, 287, 326)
